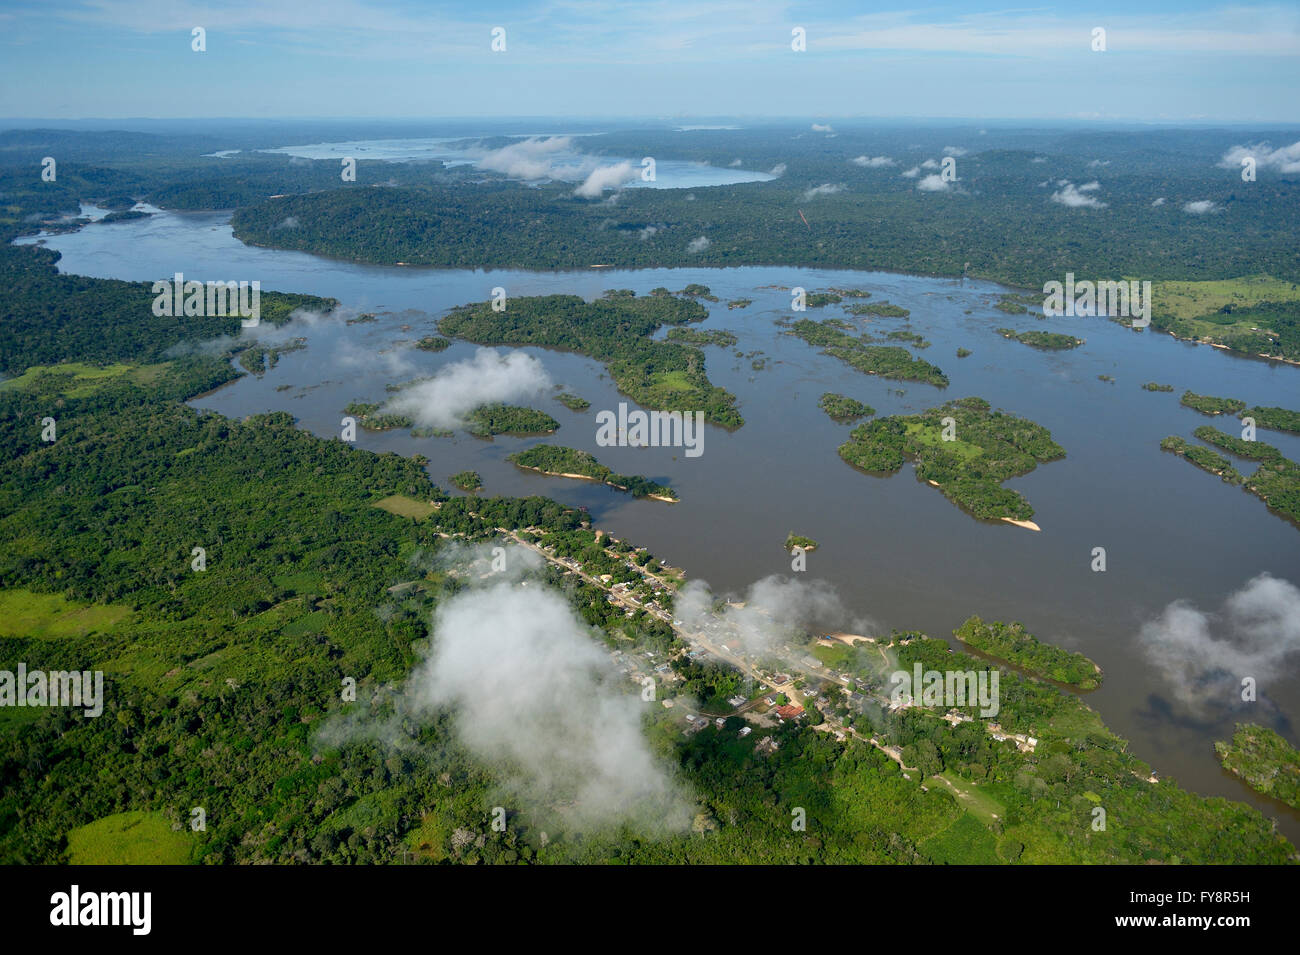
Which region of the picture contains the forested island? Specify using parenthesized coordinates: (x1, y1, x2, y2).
(785, 534, 818, 552)
(1215, 724, 1300, 811)
(665, 327, 739, 347)
(955, 616, 1102, 689)
(415, 335, 452, 352)
(438, 291, 743, 428)
(1162, 428, 1300, 525)
(464, 403, 559, 437)
(508, 445, 678, 501)
(837, 397, 1065, 524)
(1180, 391, 1246, 415)
(789, 319, 948, 387)
(847, 301, 910, 318)
(818, 393, 875, 421)
(449, 471, 482, 492)
(554, 392, 590, 411)
(996, 328, 1084, 350)
(343, 401, 414, 432)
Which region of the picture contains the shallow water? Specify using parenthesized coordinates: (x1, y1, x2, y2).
(19, 208, 1300, 842)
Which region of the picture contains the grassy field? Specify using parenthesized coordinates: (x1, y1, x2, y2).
(1154, 275, 1300, 321)
(931, 771, 1006, 827)
(919, 811, 1001, 864)
(66, 811, 194, 864)
(0, 588, 131, 639)
(373, 494, 437, 520)
(903, 420, 983, 462)
(0, 361, 171, 397)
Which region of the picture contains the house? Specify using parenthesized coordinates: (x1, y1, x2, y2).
(776, 703, 805, 719)
(738, 726, 752, 737)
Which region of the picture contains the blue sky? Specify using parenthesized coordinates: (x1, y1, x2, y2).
(2, 1, 1298, 122)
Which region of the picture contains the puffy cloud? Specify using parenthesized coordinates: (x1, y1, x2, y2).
(768, 162, 787, 177)
(1139, 574, 1300, 712)
(1182, 199, 1219, 214)
(802, 182, 845, 199)
(901, 166, 920, 178)
(476, 136, 573, 180)
(851, 155, 895, 167)
(406, 578, 693, 832)
(687, 235, 711, 253)
(1050, 180, 1108, 208)
(573, 160, 638, 198)
(382, 347, 552, 430)
(915, 173, 950, 192)
(811, 123, 834, 133)
(942, 146, 967, 157)
(1151, 197, 1166, 206)
(1219, 139, 1300, 174)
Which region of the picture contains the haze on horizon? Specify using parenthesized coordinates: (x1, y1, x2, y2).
(1, 0, 1298, 124)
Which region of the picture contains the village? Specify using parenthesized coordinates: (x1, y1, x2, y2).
(493, 523, 1040, 775)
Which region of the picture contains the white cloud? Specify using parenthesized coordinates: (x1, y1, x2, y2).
(901, 166, 920, 178)
(1050, 180, 1108, 208)
(851, 155, 895, 167)
(802, 182, 845, 199)
(915, 173, 950, 192)
(573, 160, 638, 198)
(811, 123, 834, 133)
(1139, 574, 1300, 712)
(1078, 180, 1101, 191)
(1182, 199, 1219, 214)
(921, 158, 940, 169)
(768, 163, 787, 177)
(408, 577, 692, 831)
(637, 225, 659, 240)
(687, 235, 711, 253)
(382, 347, 552, 430)
(1219, 140, 1300, 173)
(1087, 159, 1111, 168)
(1152, 197, 1167, 206)
(476, 136, 573, 180)
(942, 145, 967, 157)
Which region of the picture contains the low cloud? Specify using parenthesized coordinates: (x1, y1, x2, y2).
(901, 166, 920, 178)
(915, 174, 950, 192)
(942, 146, 967, 157)
(802, 182, 845, 200)
(1050, 181, 1108, 208)
(273, 216, 299, 230)
(920, 158, 940, 170)
(687, 235, 711, 253)
(1087, 159, 1111, 168)
(574, 161, 638, 198)
(383, 347, 552, 430)
(675, 575, 877, 659)
(851, 155, 895, 168)
(1139, 574, 1300, 713)
(1183, 199, 1220, 214)
(1152, 197, 1167, 206)
(409, 578, 693, 832)
(477, 136, 573, 180)
(768, 163, 787, 177)
(1219, 139, 1300, 174)
(811, 123, 834, 133)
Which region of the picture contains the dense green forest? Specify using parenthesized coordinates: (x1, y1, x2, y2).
(789, 319, 948, 387)
(1215, 724, 1300, 811)
(508, 445, 677, 500)
(837, 397, 1065, 521)
(1181, 391, 1246, 415)
(995, 328, 1085, 350)
(1162, 428, 1300, 526)
(2, 126, 1298, 866)
(955, 616, 1102, 689)
(438, 291, 743, 427)
(464, 404, 559, 437)
(818, 393, 874, 421)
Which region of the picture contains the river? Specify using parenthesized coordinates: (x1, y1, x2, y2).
(17, 206, 1300, 842)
